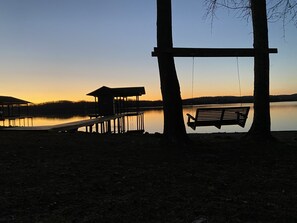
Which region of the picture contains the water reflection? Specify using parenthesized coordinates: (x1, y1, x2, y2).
(33, 116, 88, 126)
(144, 109, 164, 133)
(270, 102, 297, 131)
(31, 102, 297, 133)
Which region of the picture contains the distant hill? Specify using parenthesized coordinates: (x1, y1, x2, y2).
(30, 101, 96, 117)
(269, 93, 297, 102)
(182, 93, 297, 105)
(29, 93, 297, 116)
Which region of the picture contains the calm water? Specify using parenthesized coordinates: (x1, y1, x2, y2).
(32, 101, 297, 133)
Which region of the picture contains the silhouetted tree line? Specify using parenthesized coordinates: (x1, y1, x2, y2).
(183, 94, 297, 105)
(28, 94, 297, 116)
(30, 101, 96, 117)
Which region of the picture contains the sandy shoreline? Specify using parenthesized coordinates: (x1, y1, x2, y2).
(1, 131, 297, 222)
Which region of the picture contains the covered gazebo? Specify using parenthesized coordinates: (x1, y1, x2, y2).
(86, 86, 145, 134)
(87, 86, 145, 116)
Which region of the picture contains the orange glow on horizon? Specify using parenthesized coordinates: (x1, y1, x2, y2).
(6, 83, 295, 105)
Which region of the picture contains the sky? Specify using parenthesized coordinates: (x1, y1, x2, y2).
(0, 0, 296, 104)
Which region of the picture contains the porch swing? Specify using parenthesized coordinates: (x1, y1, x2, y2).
(152, 47, 277, 130)
(186, 57, 250, 130)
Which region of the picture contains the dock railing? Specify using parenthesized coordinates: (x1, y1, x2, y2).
(88, 112, 144, 134)
(0, 115, 33, 127)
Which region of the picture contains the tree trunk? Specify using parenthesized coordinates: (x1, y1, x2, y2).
(248, 0, 272, 140)
(156, 0, 188, 143)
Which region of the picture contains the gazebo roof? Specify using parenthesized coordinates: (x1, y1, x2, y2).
(0, 96, 31, 105)
(87, 86, 145, 98)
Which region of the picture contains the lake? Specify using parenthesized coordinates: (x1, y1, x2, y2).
(31, 101, 297, 133)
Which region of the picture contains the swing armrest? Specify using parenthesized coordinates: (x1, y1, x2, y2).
(186, 113, 196, 122)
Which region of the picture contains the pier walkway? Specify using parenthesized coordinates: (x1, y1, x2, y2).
(0, 112, 144, 134)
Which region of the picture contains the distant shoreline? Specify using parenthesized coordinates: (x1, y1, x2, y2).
(27, 93, 297, 116)
(182, 93, 297, 106)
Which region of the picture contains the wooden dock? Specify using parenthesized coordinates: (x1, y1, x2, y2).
(1, 116, 33, 127)
(0, 112, 144, 134)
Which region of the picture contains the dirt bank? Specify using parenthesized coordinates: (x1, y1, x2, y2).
(1, 131, 297, 222)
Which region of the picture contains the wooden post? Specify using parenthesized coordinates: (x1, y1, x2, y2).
(107, 120, 111, 133)
(121, 116, 124, 133)
(117, 118, 121, 133)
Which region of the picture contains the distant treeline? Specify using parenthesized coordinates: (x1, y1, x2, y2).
(29, 94, 297, 116)
(30, 101, 97, 117)
(183, 93, 297, 105)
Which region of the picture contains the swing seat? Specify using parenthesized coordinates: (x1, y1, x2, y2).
(186, 106, 250, 130)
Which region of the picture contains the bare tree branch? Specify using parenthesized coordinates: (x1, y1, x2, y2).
(204, 0, 251, 26)
(268, 0, 297, 27)
(204, 0, 297, 27)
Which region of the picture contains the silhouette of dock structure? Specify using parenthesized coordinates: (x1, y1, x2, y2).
(2, 112, 144, 133)
(0, 86, 145, 133)
(0, 96, 33, 127)
(1, 86, 146, 134)
(86, 86, 146, 134)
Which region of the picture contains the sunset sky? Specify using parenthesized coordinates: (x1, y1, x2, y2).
(0, 0, 296, 103)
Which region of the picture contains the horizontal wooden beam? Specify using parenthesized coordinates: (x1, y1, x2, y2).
(152, 47, 278, 57)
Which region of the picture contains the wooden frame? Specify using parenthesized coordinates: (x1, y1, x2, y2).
(152, 47, 278, 57)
